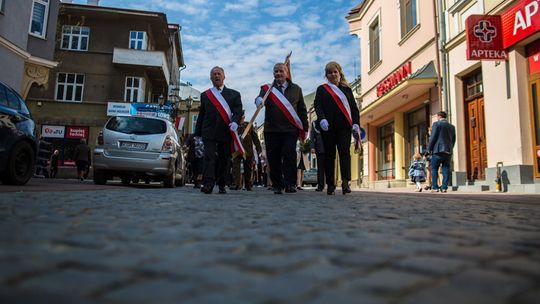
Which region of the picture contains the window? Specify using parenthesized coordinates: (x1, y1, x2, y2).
(129, 31, 147, 50)
(407, 106, 428, 168)
(400, 0, 417, 37)
(106, 116, 167, 135)
(125, 77, 145, 103)
(56, 73, 84, 102)
(464, 70, 483, 99)
(369, 18, 381, 69)
(29, 0, 49, 38)
(61, 26, 90, 51)
(0, 0, 5, 14)
(378, 122, 395, 180)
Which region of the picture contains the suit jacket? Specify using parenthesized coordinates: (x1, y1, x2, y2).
(259, 82, 308, 133)
(314, 84, 360, 131)
(194, 86, 243, 142)
(428, 119, 456, 154)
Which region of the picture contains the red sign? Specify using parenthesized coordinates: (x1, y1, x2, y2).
(65, 126, 89, 139)
(529, 51, 540, 74)
(466, 15, 508, 60)
(502, 0, 540, 49)
(376, 62, 412, 97)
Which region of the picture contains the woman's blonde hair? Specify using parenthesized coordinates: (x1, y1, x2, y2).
(325, 61, 349, 87)
(413, 153, 422, 161)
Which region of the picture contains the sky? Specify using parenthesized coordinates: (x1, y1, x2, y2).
(75, 0, 363, 117)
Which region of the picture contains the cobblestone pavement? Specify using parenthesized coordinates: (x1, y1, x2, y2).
(0, 185, 539, 304)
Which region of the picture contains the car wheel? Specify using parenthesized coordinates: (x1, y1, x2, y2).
(163, 164, 176, 188)
(3, 141, 35, 185)
(121, 176, 131, 185)
(93, 169, 107, 185)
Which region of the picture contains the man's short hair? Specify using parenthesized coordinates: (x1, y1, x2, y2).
(210, 66, 225, 75)
(437, 111, 447, 118)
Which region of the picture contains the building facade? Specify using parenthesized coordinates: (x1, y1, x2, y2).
(26, 1, 183, 166)
(0, 0, 59, 97)
(444, 0, 540, 192)
(347, 0, 441, 188)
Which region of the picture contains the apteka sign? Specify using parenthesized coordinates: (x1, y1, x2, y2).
(466, 15, 508, 60)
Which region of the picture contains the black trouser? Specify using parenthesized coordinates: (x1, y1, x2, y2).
(264, 131, 297, 190)
(50, 166, 58, 178)
(322, 128, 351, 188)
(202, 140, 231, 188)
(232, 155, 254, 189)
(316, 152, 325, 189)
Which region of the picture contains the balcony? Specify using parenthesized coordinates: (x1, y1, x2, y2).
(112, 47, 170, 84)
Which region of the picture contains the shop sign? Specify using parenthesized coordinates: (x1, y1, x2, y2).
(529, 50, 540, 74)
(466, 15, 508, 60)
(130, 103, 172, 119)
(42, 125, 65, 138)
(107, 102, 131, 116)
(376, 62, 412, 97)
(66, 126, 88, 139)
(502, 0, 540, 49)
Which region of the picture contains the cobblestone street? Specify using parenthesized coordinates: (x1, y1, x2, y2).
(1, 183, 539, 303)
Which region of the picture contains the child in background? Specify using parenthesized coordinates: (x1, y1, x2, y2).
(408, 153, 426, 192)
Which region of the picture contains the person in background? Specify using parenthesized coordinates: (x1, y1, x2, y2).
(428, 111, 456, 193)
(309, 120, 325, 191)
(408, 153, 426, 192)
(49, 149, 59, 178)
(73, 138, 91, 181)
(231, 112, 262, 191)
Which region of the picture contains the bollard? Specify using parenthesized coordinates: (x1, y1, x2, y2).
(495, 162, 503, 192)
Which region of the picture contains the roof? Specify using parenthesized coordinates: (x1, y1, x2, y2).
(347, 1, 366, 17)
(409, 61, 437, 80)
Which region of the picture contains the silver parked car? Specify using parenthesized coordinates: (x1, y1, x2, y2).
(93, 115, 186, 188)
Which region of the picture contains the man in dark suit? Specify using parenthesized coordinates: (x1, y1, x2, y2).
(428, 111, 456, 193)
(194, 66, 243, 194)
(255, 63, 308, 194)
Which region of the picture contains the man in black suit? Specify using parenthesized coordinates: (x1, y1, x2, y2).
(194, 66, 243, 194)
(255, 63, 308, 194)
(428, 111, 456, 193)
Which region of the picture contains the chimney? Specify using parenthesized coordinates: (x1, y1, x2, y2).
(87, 0, 100, 5)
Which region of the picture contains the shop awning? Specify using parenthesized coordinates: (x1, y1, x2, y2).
(361, 61, 438, 117)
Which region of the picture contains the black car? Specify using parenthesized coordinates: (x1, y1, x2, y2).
(0, 81, 38, 185)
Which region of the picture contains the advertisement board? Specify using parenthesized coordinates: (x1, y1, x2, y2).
(41, 125, 65, 138)
(107, 102, 131, 116)
(502, 0, 540, 49)
(466, 15, 508, 60)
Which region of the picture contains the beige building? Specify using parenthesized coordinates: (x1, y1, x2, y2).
(347, 0, 441, 188)
(444, 0, 540, 192)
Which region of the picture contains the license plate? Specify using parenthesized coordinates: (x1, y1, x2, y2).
(120, 141, 147, 150)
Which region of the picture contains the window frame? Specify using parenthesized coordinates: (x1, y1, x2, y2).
(29, 0, 49, 38)
(400, 0, 418, 38)
(129, 31, 147, 50)
(55, 72, 85, 102)
(369, 17, 381, 70)
(124, 76, 145, 103)
(61, 25, 90, 51)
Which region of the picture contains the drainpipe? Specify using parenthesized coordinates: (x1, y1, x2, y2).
(434, 0, 450, 118)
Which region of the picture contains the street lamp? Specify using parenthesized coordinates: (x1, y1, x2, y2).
(185, 96, 193, 137)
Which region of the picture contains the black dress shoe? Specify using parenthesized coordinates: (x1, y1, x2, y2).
(201, 186, 212, 194)
(327, 185, 335, 195)
(229, 185, 239, 190)
(315, 187, 323, 192)
(273, 187, 283, 194)
(285, 187, 297, 193)
(218, 186, 227, 194)
(342, 185, 351, 195)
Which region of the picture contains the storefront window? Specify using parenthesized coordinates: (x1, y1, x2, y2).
(407, 106, 428, 167)
(378, 122, 394, 180)
(531, 82, 540, 175)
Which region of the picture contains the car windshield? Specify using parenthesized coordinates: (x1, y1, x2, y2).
(106, 116, 167, 135)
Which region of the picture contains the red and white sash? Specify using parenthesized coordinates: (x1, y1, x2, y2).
(262, 84, 305, 140)
(322, 83, 360, 150)
(204, 87, 245, 155)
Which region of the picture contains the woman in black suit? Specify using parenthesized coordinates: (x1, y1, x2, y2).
(314, 61, 360, 195)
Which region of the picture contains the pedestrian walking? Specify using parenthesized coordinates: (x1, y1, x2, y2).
(296, 140, 309, 190)
(231, 112, 262, 191)
(49, 149, 59, 178)
(408, 153, 426, 192)
(73, 138, 91, 181)
(314, 61, 360, 195)
(194, 66, 243, 194)
(187, 134, 204, 188)
(427, 111, 456, 193)
(255, 62, 308, 194)
(309, 120, 325, 191)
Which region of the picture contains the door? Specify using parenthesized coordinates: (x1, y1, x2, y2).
(529, 77, 540, 177)
(466, 97, 487, 181)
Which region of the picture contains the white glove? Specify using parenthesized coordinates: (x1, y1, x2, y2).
(255, 96, 263, 107)
(320, 119, 329, 131)
(229, 122, 238, 132)
(352, 124, 360, 133)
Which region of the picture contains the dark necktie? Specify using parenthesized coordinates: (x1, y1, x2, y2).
(279, 85, 284, 94)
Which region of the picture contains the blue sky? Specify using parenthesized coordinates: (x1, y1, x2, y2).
(75, 0, 362, 115)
